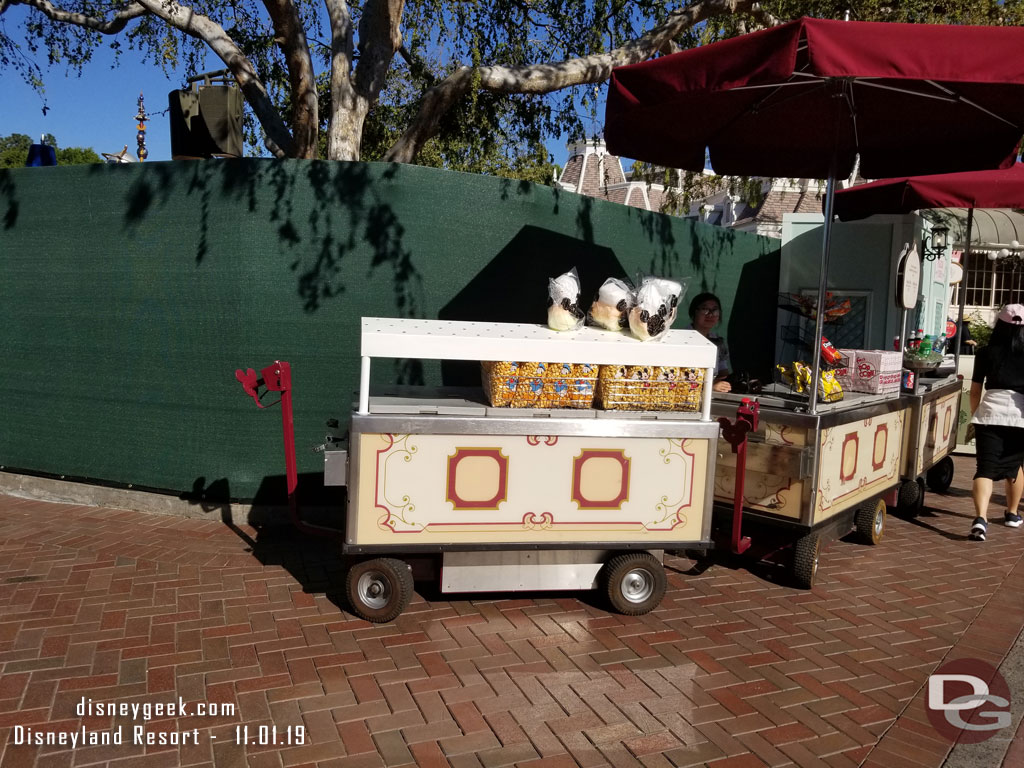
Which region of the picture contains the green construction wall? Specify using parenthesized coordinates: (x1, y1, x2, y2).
(0, 160, 779, 503)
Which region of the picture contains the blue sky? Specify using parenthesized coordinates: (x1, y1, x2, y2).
(1, 6, 578, 168)
(1, 6, 187, 161)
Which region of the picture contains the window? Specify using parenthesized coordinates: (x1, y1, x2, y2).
(994, 260, 1024, 306)
(964, 256, 1024, 308)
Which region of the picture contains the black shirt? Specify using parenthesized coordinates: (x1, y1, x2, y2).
(972, 345, 1024, 390)
(951, 320, 973, 352)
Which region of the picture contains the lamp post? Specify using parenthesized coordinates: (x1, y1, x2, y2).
(920, 225, 949, 262)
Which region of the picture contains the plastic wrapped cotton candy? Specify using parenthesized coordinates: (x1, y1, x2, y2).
(588, 277, 634, 331)
(628, 276, 686, 341)
(547, 268, 585, 331)
(653, 278, 683, 325)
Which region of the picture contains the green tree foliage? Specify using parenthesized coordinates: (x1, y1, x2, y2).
(2, 0, 1022, 181)
(968, 311, 993, 348)
(0, 132, 101, 167)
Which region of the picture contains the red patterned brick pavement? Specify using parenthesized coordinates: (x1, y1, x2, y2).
(0, 458, 1021, 768)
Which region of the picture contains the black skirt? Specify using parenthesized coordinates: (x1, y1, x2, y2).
(974, 424, 1024, 481)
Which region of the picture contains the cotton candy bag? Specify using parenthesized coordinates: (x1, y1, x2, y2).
(628, 276, 685, 341)
(588, 277, 634, 331)
(547, 268, 585, 331)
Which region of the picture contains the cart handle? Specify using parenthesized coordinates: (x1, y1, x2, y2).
(235, 361, 296, 496)
(718, 398, 759, 555)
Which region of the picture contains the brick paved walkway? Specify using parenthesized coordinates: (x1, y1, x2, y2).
(0, 458, 1021, 768)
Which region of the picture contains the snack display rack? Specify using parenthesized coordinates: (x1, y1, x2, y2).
(242, 318, 721, 622)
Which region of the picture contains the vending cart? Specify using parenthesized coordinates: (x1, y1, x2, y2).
(242, 317, 722, 622)
(711, 387, 898, 588)
(898, 373, 961, 509)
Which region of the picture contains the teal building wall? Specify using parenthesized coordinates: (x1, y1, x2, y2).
(781, 213, 951, 356)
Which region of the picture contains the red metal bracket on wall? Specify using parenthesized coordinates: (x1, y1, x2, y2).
(718, 398, 759, 555)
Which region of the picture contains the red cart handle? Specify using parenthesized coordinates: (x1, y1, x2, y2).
(718, 398, 759, 555)
(235, 361, 296, 496)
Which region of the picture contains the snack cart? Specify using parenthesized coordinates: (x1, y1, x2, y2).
(240, 317, 721, 622)
(601, 17, 1024, 589)
(707, 236, 961, 588)
(709, 365, 959, 589)
(710, 388, 897, 589)
(897, 372, 960, 509)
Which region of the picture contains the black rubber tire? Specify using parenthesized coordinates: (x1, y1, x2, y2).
(855, 498, 887, 545)
(345, 558, 414, 623)
(896, 479, 923, 518)
(926, 456, 956, 493)
(792, 533, 820, 589)
(601, 552, 667, 615)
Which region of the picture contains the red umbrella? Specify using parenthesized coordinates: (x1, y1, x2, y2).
(606, 17, 1024, 180)
(605, 17, 1024, 413)
(833, 164, 1024, 219)
(833, 163, 1024, 367)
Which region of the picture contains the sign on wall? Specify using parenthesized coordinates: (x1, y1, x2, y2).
(897, 242, 921, 310)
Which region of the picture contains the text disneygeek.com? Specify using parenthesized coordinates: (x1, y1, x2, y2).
(11, 697, 304, 747)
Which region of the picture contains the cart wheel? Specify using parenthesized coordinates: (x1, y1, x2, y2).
(926, 456, 955, 493)
(855, 498, 886, 545)
(345, 558, 414, 623)
(896, 479, 923, 518)
(792, 533, 820, 589)
(602, 552, 667, 615)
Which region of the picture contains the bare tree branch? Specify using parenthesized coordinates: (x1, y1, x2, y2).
(8, 0, 146, 34)
(355, 0, 404, 100)
(10, 0, 296, 157)
(385, 0, 780, 162)
(262, 0, 317, 157)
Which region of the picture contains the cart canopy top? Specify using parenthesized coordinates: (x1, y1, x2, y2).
(605, 17, 1024, 179)
(833, 163, 1024, 220)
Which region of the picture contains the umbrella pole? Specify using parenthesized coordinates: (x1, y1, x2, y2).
(954, 208, 974, 373)
(809, 172, 837, 413)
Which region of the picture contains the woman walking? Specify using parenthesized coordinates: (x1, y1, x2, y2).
(969, 304, 1024, 540)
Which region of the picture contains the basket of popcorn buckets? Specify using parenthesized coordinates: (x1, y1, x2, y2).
(481, 270, 705, 412)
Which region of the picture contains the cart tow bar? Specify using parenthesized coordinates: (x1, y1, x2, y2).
(718, 398, 759, 555)
(235, 362, 343, 540)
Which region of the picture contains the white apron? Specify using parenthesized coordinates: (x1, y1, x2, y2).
(971, 388, 1024, 428)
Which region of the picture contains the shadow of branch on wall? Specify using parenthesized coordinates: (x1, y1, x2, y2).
(113, 159, 424, 325)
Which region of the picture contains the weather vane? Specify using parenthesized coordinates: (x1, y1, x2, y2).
(135, 93, 149, 161)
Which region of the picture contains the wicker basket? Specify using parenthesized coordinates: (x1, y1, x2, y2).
(595, 365, 704, 411)
(481, 361, 597, 409)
